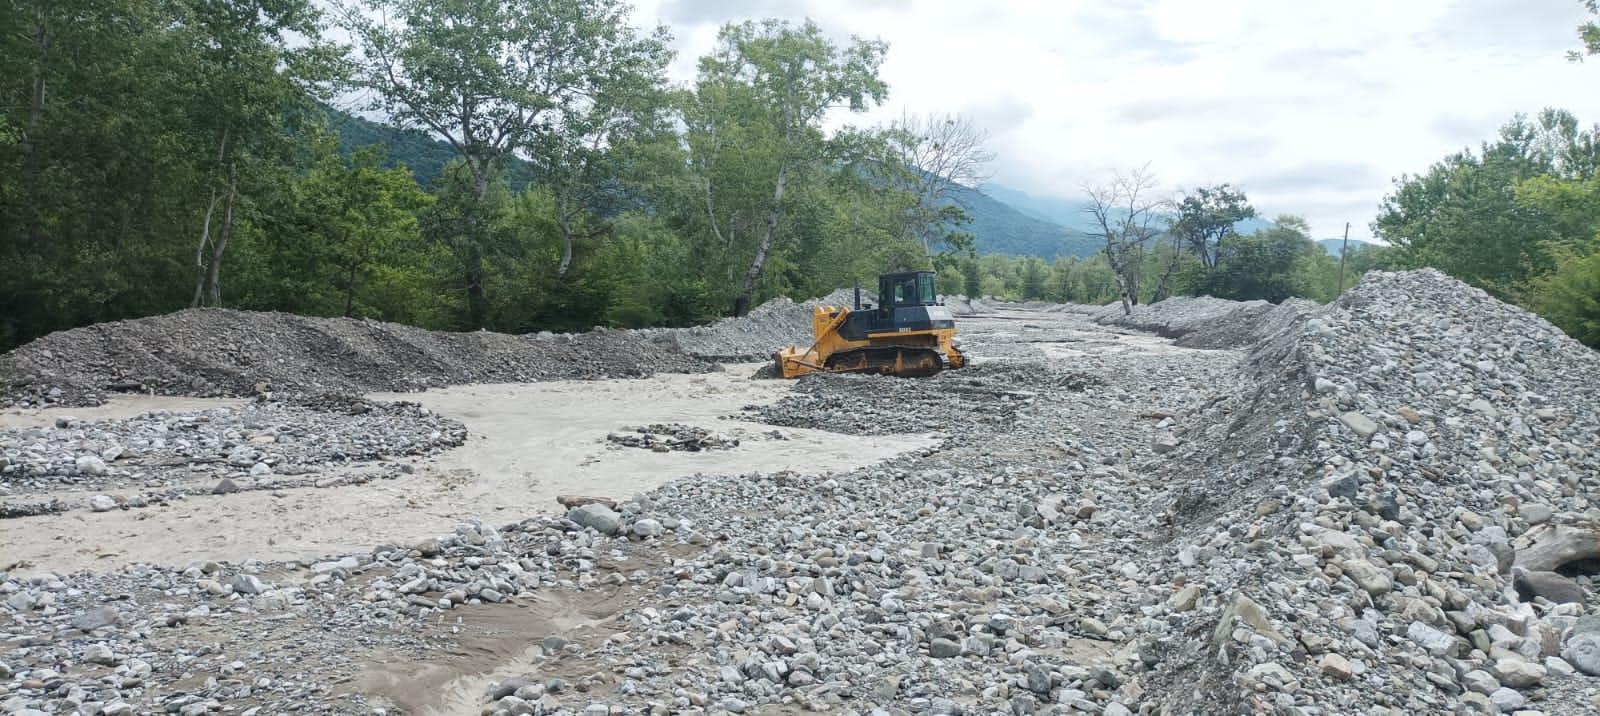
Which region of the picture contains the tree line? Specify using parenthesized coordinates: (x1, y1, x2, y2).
(948, 178, 1382, 311)
(3, 0, 1596, 351)
(0, 0, 993, 349)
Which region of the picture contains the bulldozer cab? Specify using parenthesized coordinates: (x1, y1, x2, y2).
(878, 271, 938, 311)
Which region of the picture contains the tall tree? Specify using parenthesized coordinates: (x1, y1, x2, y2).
(885, 112, 995, 257)
(182, 0, 343, 307)
(341, 0, 670, 326)
(1084, 165, 1169, 315)
(1169, 184, 1256, 269)
(689, 19, 888, 316)
(1374, 111, 1597, 296)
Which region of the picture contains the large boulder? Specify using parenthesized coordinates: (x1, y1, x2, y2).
(567, 503, 623, 535)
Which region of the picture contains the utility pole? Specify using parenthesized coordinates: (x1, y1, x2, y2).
(1336, 222, 1351, 294)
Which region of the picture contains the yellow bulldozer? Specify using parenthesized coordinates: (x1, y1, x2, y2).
(772, 270, 966, 379)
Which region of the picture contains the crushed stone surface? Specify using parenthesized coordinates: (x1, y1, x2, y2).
(0, 395, 464, 507)
(0, 308, 715, 407)
(2, 270, 1600, 715)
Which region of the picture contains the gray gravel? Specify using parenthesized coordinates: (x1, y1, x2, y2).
(4, 269, 1600, 715)
(0, 395, 465, 508)
(1, 309, 715, 407)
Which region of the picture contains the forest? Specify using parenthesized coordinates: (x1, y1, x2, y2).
(1, 0, 1597, 350)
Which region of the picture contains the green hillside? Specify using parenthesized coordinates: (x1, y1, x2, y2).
(327, 108, 1097, 260)
(326, 107, 540, 189)
(947, 184, 1101, 258)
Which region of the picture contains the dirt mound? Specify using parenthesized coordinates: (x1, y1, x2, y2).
(1146, 269, 1600, 713)
(0, 308, 715, 406)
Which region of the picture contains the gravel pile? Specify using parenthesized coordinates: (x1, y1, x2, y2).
(0, 396, 465, 503)
(635, 289, 864, 361)
(1091, 295, 1272, 346)
(0, 309, 715, 407)
(1143, 269, 1600, 713)
(1170, 297, 1318, 350)
(606, 424, 740, 452)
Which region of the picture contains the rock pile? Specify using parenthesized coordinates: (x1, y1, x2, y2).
(1090, 295, 1272, 348)
(1145, 269, 1600, 713)
(606, 424, 740, 452)
(0, 308, 715, 407)
(0, 397, 464, 502)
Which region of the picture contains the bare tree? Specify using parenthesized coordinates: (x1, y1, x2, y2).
(1083, 165, 1170, 315)
(887, 112, 996, 256)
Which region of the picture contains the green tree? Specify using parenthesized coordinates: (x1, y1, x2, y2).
(1530, 249, 1600, 345)
(1374, 111, 1598, 297)
(0, 0, 340, 347)
(1187, 216, 1319, 302)
(342, 0, 670, 327)
(1169, 184, 1256, 269)
(688, 19, 889, 316)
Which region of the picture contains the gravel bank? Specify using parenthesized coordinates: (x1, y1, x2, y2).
(0, 309, 715, 407)
(4, 270, 1599, 715)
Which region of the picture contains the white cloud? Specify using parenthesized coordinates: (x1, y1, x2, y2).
(631, 0, 1600, 240)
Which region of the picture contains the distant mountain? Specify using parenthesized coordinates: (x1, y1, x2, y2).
(326, 109, 1098, 259)
(982, 182, 1277, 237)
(980, 183, 1099, 234)
(325, 107, 540, 189)
(1317, 238, 1379, 257)
(949, 184, 1100, 259)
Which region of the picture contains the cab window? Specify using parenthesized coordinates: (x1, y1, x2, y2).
(918, 274, 935, 304)
(893, 278, 915, 306)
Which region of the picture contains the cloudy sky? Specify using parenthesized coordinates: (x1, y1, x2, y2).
(627, 0, 1600, 240)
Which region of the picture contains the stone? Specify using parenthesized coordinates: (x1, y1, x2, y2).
(1514, 525, 1600, 572)
(1318, 653, 1355, 681)
(82, 644, 120, 666)
(1489, 687, 1526, 712)
(1322, 473, 1358, 500)
(72, 606, 121, 631)
(1151, 436, 1180, 454)
(211, 479, 240, 495)
(230, 574, 267, 595)
(1518, 503, 1554, 525)
(89, 494, 118, 512)
(929, 638, 961, 658)
(1407, 621, 1455, 656)
(1513, 568, 1584, 605)
(1167, 584, 1202, 612)
(1339, 412, 1379, 438)
(1462, 669, 1499, 695)
(1563, 632, 1600, 676)
(567, 503, 623, 535)
(248, 462, 272, 476)
(1489, 656, 1545, 688)
(76, 455, 108, 476)
(1342, 559, 1393, 595)
(631, 518, 664, 538)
